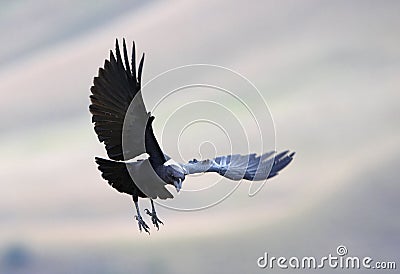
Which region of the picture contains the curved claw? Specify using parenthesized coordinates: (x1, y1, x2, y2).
(152, 215, 164, 230)
(134, 215, 150, 234)
(144, 210, 164, 230)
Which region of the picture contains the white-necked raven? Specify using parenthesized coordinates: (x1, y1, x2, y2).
(89, 39, 294, 233)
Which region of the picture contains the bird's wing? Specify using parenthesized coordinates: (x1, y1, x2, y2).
(180, 150, 295, 181)
(89, 39, 166, 164)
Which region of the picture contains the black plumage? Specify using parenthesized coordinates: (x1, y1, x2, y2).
(90, 39, 295, 233)
(90, 39, 182, 232)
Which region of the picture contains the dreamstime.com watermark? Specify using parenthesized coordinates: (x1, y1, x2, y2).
(257, 245, 396, 270)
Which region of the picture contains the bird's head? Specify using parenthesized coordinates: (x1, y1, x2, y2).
(164, 164, 186, 192)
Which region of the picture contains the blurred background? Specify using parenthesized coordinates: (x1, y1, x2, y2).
(0, 0, 399, 273)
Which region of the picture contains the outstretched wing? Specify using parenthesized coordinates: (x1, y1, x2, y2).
(89, 39, 165, 165)
(180, 150, 295, 181)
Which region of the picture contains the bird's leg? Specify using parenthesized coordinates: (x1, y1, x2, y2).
(145, 199, 164, 230)
(133, 198, 150, 234)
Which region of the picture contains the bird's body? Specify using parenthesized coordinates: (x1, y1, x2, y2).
(89, 39, 294, 233)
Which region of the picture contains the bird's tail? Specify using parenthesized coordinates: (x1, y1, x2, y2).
(94, 157, 128, 189)
(95, 157, 124, 172)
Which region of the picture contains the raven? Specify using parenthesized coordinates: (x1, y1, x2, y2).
(89, 39, 295, 233)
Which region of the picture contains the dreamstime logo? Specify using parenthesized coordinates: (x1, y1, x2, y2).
(257, 245, 397, 270)
(123, 64, 276, 211)
(336, 245, 348, 256)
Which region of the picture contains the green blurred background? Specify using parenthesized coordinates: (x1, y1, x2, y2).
(0, 0, 399, 273)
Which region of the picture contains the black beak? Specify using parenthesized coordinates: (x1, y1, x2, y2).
(173, 178, 182, 192)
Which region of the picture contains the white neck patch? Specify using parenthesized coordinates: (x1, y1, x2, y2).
(164, 159, 185, 173)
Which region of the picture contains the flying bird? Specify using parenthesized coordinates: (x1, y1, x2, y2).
(89, 39, 295, 233)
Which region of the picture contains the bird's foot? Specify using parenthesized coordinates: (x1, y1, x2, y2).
(134, 215, 150, 234)
(145, 208, 164, 230)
